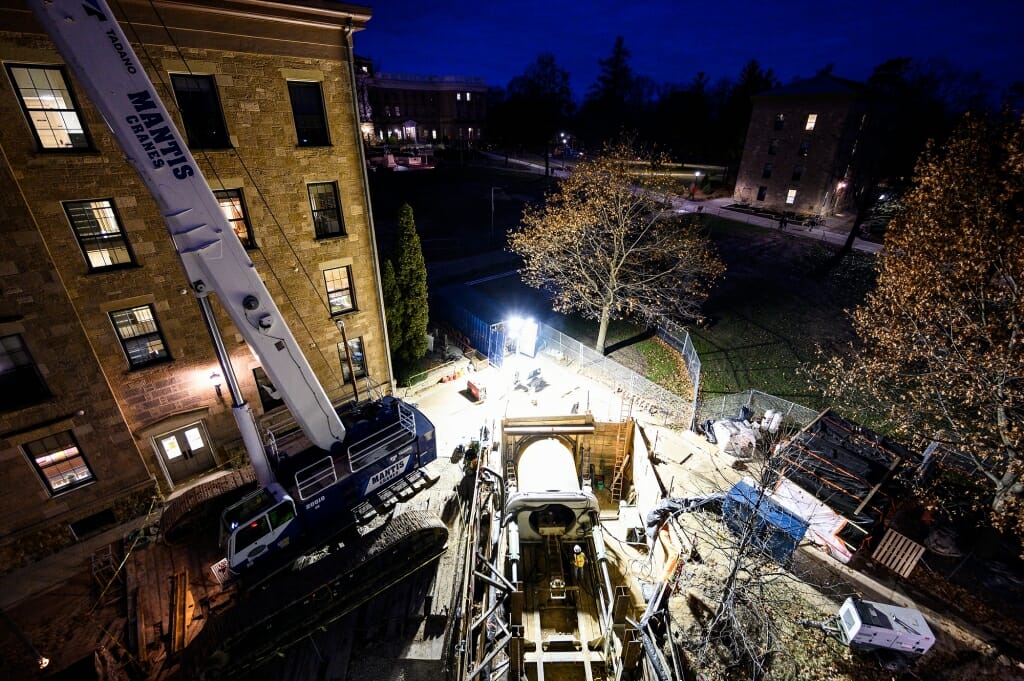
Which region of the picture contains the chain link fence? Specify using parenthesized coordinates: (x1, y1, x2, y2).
(695, 389, 819, 430)
(535, 324, 696, 428)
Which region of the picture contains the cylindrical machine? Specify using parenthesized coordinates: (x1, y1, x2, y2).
(517, 438, 579, 493)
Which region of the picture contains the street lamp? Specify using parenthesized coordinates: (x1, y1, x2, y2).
(491, 186, 504, 243)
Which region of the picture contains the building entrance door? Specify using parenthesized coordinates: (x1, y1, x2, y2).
(156, 421, 216, 484)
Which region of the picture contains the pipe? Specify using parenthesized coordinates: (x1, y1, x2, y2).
(507, 523, 520, 583)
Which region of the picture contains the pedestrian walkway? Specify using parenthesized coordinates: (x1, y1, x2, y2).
(677, 197, 883, 254)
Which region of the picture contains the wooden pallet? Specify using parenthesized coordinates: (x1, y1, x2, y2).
(872, 528, 925, 578)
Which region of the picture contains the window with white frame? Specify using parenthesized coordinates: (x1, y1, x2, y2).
(324, 266, 355, 315)
(109, 304, 171, 368)
(213, 189, 256, 248)
(805, 113, 818, 131)
(24, 430, 94, 494)
(338, 337, 367, 383)
(63, 199, 137, 271)
(786, 189, 797, 205)
(6, 64, 91, 150)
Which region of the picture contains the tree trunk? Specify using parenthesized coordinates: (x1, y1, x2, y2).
(595, 305, 612, 354)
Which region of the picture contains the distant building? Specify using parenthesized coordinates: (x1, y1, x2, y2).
(734, 74, 869, 216)
(355, 56, 488, 146)
(0, 0, 391, 568)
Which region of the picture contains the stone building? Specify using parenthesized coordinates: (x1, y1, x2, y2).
(733, 74, 869, 216)
(354, 56, 488, 146)
(0, 0, 391, 567)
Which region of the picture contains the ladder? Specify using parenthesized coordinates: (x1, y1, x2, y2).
(545, 535, 566, 600)
(609, 397, 633, 503)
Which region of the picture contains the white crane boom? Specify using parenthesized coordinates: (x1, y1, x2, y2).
(26, 0, 348, 460)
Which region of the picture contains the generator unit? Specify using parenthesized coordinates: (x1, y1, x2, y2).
(836, 597, 936, 656)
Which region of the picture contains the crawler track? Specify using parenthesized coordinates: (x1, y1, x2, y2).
(181, 510, 448, 680)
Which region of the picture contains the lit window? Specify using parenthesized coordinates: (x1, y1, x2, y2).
(338, 337, 367, 383)
(394, 106, 400, 117)
(432, 129, 437, 140)
(213, 189, 256, 248)
(786, 189, 797, 205)
(773, 113, 784, 131)
(6, 64, 91, 150)
(0, 334, 51, 412)
(109, 304, 171, 368)
(324, 266, 355, 315)
(466, 92, 472, 101)
(457, 92, 462, 101)
(64, 199, 137, 271)
(805, 113, 817, 131)
(170, 74, 230, 149)
(24, 430, 94, 494)
(468, 127, 474, 138)
(762, 163, 773, 179)
(287, 81, 330, 146)
(308, 182, 345, 239)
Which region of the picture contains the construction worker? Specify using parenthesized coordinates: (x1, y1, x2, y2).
(573, 544, 586, 581)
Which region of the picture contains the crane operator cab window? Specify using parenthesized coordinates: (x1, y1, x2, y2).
(227, 495, 297, 569)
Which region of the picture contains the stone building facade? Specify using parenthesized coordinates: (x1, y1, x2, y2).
(733, 74, 868, 216)
(354, 57, 488, 146)
(0, 0, 391, 567)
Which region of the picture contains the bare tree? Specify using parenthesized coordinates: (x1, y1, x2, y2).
(508, 142, 724, 353)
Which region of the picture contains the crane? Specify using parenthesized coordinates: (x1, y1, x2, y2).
(25, 0, 441, 580)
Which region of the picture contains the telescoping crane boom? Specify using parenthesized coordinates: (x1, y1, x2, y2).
(27, 0, 439, 578)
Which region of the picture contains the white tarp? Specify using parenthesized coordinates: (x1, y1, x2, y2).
(770, 477, 853, 563)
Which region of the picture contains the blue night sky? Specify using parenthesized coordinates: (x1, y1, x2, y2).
(353, 0, 1024, 98)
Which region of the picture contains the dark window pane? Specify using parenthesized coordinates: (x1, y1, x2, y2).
(756, 186, 768, 201)
(288, 81, 330, 146)
(170, 74, 230, 149)
(0, 334, 51, 411)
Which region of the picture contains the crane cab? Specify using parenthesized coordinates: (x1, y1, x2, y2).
(220, 483, 301, 576)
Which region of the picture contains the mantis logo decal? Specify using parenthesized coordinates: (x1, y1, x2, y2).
(365, 456, 412, 495)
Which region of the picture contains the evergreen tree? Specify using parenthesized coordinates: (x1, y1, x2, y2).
(394, 203, 429, 367)
(380, 258, 402, 358)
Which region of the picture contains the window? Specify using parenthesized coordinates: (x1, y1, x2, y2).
(799, 140, 810, 157)
(768, 139, 779, 156)
(24, 431, 93, 494)
(338, 337, 367, 383)
(805, 113, 818, 131)
(466, 92, 472, 101)
(308, 182, 345, 238)
(109, 304, 171, 368)
(324, 266, 355, 315)
(384, 105, 391, 117)
(457, 92, 462, 101)
(394, 106, 400, 117)
(63, 199, 137, 271)
(786, 189, 797, 205)
(170, 74, 230, 149)
(791, 165, 804, 182)
(287, 81, 330, 146)
(756, 186, 768, 202)
(213, 189, 256, 248)
(773, 113, 784, 131)
(761, 163, 774, 179)
(6, 64, 91, 150)
(0, 334, 51, 412)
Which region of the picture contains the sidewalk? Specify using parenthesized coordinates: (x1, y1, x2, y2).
(677, 196, 883, 255)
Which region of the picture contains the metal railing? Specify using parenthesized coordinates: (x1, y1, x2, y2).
(349, 402, 417, 473)
(695, 389, 819, 430)
(295, 456, 337, 501)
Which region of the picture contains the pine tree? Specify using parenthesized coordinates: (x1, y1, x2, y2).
(394, 203, 429, 367)
(380, 258, 403, 358)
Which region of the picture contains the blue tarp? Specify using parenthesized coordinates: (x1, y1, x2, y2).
(433, 284, 507, 367)
(722, 479, 808, 563)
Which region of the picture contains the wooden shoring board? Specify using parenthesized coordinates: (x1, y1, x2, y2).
(873, 528, 925, 578)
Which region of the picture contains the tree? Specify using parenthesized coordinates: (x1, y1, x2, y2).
(508, 143, 724, 353)
(578, 37, 651, 145)
(503, 53, 574, 149)
(380, 258, 402, 358)
(392, 203, 429, 371)
(820, 114, 1024, 539)
(716, 60, 779, 171)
